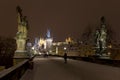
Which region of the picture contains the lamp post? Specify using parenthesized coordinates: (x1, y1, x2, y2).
(64, 47, 67, 53)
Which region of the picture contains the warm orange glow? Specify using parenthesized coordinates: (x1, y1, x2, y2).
(65, 37, 72, 43)
(39, 38, 46, 47)
(108, 44, 112, 48)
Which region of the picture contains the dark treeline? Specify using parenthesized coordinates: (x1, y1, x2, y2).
(0, 37, 16, 68)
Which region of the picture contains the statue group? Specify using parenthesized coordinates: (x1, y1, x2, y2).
(95, 16, 107, 55)
(16, 6, 28, 39)
(15, 6, 29, 58)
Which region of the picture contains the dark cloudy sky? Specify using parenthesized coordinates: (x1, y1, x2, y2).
(0, 0, 120, 42)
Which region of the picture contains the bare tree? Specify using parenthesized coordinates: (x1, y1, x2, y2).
(0, 37, 16, 68)
(81, 24, 94, 45)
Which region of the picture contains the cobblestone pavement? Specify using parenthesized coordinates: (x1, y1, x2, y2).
(20, 56, 120, 80)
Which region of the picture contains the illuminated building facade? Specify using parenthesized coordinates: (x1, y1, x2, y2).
(38, 38, 46, 49)
(32, 29, 53, 54)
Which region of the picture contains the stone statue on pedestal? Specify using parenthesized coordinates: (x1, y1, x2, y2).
(95, 16, 107, 55)
(14, 6, 29, 58)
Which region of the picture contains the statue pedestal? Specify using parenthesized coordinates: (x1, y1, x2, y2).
(14, 50, 29, 59)
(14, 38, 29, 58)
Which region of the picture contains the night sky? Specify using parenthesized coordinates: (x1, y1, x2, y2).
(0, 0, 120, 42)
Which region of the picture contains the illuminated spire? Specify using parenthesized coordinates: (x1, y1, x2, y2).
(46, 29, 51, 38)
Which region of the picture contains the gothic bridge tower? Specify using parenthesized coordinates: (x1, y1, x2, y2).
(46, 29, 53, 53)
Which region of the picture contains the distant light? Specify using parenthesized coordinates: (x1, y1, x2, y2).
(49, 50, 52, 53)
(108, 52, 111, 55)
(39, 52, 42, 55)
(64, 47, 67, 50)
(108, 45, 112, 48)
(32, 47, 34, 50)
(57, 43, 60, 46)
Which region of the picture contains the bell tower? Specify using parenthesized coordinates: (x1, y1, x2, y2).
(46, 29, 53, 53)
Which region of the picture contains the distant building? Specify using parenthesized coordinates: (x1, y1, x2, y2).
(32, 29, 53, 54)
